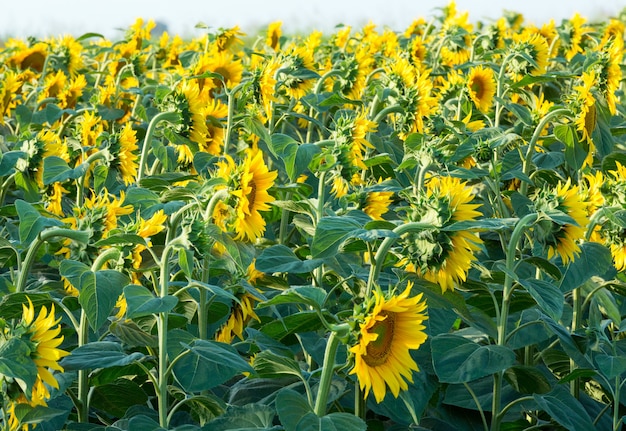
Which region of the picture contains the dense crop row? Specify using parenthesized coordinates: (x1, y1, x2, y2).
(1, 2, 626, 430)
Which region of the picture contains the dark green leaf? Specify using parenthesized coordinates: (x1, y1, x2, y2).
(560, 242, 613, 291)
(258, 285, 326, 311)
(311, 216, 364, 259)
(504, 365, 551, 394)
(42, 156, 87, 185)
(124, 284, 178, 319)
(595, 354, 626, 379)
(90, 378, 148, 418)
(80, 270, 128, 330)
(518, 278, 563, 320)
(275, 388, 312, 431)
(0, 338, 38, 391)
(205, 404, 276, 431)
(432, 334, 515, 383)
(0, 151, 26, 177)
(60, 341, 145, 370)
(252, 350, 304, 380)
(255, 244, 323, 274)
(15, 199, 64, 246)
(533, 387, 594, 431)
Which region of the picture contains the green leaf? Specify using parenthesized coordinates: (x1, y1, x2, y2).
(173, 340, 254, 392)
(522, 256, 562, 280)
(442, 218, 517, 232)
(59, 260, 91, 292)
(595, 354, 626, 379)
(109, 319, 158, 348)
(540, 313, 593, 368)
(0, 338, 38, 391)
(124, 284, 178, 319)
(0, 150, 26, 177)
(79, 270, 129, 330)
(90, 378, 148, 418)
(60, 341, 145, 370)
(432, 334, 515, 383)
(518, 278, 563, 320)
(94, 234, 147, 248)
(255, 244, 323, 274)
(311, 216, 364, 259)
(252, 350, 304, 380)
(591, 288, 621, 327)
(260, 310, 326, 341)
(560, 242, 613, 291)
(533, 387, 595, 431)
(42, 156, 87, 185)
(276, 389, 366, 431)
(258, 285, 326, 311)
(206, 404, 276, 431)
(555, 123, 586, 171)
(504, 365, 551, 394)
(15, 199, 64, 246)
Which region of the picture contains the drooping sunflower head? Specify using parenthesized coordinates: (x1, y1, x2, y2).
(20, 298, 70, 391)
(214, 25, 246, 53)
(279, 45, 318, 100)
(466, 65, 496, 114)
(215, 292, 261, 344)
(572, 70, 597, 147)
(266, 21, 283, 51)
(231, 147, 278, 242)
(401, 176, 483, 292)
(349, 282, 428, 403)
(108, 123, 139, 185)
(508, 33, 549, 79)
(533, 179, 589, 264)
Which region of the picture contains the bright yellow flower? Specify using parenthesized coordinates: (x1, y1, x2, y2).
(466, 65, 496, 113)
(21, 298, 70, 390)
(349, 282, 428, 403)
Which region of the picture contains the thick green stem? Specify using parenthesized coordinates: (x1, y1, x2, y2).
(136, 111, 180, 184)
(367, 222, 436, 297)
(519, 108, 570, 196)
(313, 331, 342, 416)
(157, 243, 175, 428)
(372, 104, 405, 125)
(313, 170, 327, 287)
(198, 258, 210, 340)
(76, 310, 89, 423)
(223, 82, 247, 156)
(16, 228, 89, 293)
(494, 53, 514, 128)
(306, 69, 342, 142)
(491, 213, 537, 431)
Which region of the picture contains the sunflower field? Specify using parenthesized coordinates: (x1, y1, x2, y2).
(1, 2, 626, 430)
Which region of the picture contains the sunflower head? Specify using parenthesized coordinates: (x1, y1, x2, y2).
(349, 282, 428, 403)
(466, 65, 496, 113)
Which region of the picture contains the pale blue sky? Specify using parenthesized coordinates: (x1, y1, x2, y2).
(2, 0, 626, 39)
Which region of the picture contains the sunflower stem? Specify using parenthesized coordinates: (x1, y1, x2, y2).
(76, 310, 89, 423)
(313, 170, 327, 287)
(223, 82, 247, 157)
(16, 228, 89, 293)
(136, 111, 180, 184)
(306, 69, 342, 143)
(491, 212, 537, 431)
(313, 331, 341, 416)
(494, 52, 515, 129)
(367, 222, 435, 297)
(519, 108, 570, 196)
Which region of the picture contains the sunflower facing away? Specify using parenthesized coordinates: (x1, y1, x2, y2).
(21, 298, 70, 393)
(349, 282, 428, 403)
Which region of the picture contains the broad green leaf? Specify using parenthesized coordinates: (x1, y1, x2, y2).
(109, 319, 158, 348)
(275, 388, 312, 431)
(432, 334, 515, 383)
(260, 310, 326, 341)
(591, 288, 621, 327)
(595, 354, 626, 379)
(124, 284, 178, 318)
(540, 313, 593, 368)
(0, 150, 26, 177)
(258, 285, 326, 311)
(255, 244, 323, 274)
(59, 260, 91, 293)
(533, 387, 594, 431)
(311, 216, 364, 259)
(42, 156, 87, 185)
(518, 278, 563, 320)
(560, 242, 613, 291)
(80, 270, 128, 330)
(60, 341, 145, 370)
(504, 365, 551, 394)
(205, 403, 276, 431)
(252, 350, 304, 380)
(90, 378, 148, 418)
(0, 292, 52, 320)
(0, 338, 38, 391)
(173, 340, 253, 392)
(555, 123, 586, 171)
(13, 405, 66, 428)
(522, 256, 562, 280)
(127, 415, 162, 431)
(15, 199, 64, 246)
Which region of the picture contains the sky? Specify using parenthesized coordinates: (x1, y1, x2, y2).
(2, 0, 626, 40)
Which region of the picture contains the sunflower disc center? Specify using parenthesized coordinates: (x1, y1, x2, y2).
(364, 311, 396, 366)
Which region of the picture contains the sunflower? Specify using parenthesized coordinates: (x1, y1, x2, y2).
(571, 71, 597, 167)
(38, 70, 67, 104)
(7, 41, 48, 72)
(534, 180, 589, 264)
(111, 123, 139, 185)
(402, 176, 483, 292)
(215, 293, 260, 344)
(349, 282, 428, 403)
(0, 70, 22, 124)
(21, 298, 70, 391)
(266, 21, 283, 51)
(232, 147, 278, 242)
(364, 191, 394, 220)
(508, 33, 549, 79)
(57, 73, 86, 109)
(466, 65, 496, 113)
(280, 45, 317, 100)
(45, 182, 70, 217)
